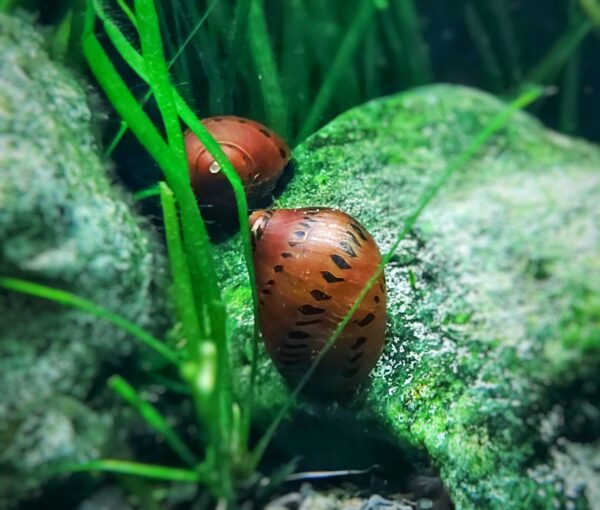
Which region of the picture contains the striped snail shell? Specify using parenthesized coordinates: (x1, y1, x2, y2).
(250, 208, 387, 395)
(184, 116, 290, 210)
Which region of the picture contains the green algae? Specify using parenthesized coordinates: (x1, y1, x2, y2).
(0, 14, 168, 506)
(214, 85, 600, 508)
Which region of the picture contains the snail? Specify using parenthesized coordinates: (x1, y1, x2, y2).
(250, 208, 387, 394)
(184, 116, 291, 210)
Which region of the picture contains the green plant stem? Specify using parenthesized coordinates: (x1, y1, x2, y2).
(134, 184, 161, 200)
(247, 0, 290, 140)
(487, 0, 522, 84)
(104, 0, 219, 157)
(251, 85, 544, 468)
(580, 0, 600, 26)
(0, 277, 178, 363)
(525, 15, 592, 85)
(109, 375, 199, 466)
(464, 2, 504, 92)
(116, 0, 138, 30)
(560, 2, 582, 134)
(160, 182, 219, 453)
(297, 0, 375, 143)
(393, 0, 432, 86)
(87, 5, 261, 462)
(56, 459, 202, 482)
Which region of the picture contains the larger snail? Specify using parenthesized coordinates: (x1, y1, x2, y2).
(184, 116, 290, 210)
(250, 208, 387, 394)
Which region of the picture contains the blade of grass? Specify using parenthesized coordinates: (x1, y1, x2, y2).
(392, 0, 432, 86)
(105, 0, 219, 157)
(247, 0, 290, 140)
(109, 375, 199, 467)
(85, 4, 223, 338)
(116, 0, 138, 30)
(486, 0, 522, 85)
(0, 277, 178, 363)
(134, 183, 161, 200)
(297, 0, 376, 143)
(252, 85, 545, 467)
(280, 0, 309, 130)
(176, 2, 227, 115)
(134, 0, 234, 498)
(159, 180, 220, 452)
(580, 0, 600, 26)
(560, 1, 582, 134)
(88, 7, 261, 411)
(55, 459, 201, 482)
(464, 2, 504, 92)
(159, 182, 202, 358)
(525, 13, 592, 85)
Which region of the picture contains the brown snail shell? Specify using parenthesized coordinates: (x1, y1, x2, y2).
(250, 208, 387, 395)
(184, 116, 290, 210)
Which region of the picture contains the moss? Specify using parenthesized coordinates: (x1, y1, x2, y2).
(216, 85, 600, 508)
(0, 14, 168, 506)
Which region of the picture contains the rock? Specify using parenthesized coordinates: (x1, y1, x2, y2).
(0, 14, 167, 506)
(216, 85, 600, 508)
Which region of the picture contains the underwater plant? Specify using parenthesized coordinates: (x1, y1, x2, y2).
(2, 0, 598, 508)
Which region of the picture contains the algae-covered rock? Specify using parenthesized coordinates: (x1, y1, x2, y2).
(0, 14, 166, 506)
(216, 85, 600, 509)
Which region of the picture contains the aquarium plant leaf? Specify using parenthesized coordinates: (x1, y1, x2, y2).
(297, 0, 376, 143)
(252, 85, 544, 467)
(580, 0, 600, 27)
(0, 277, 178, 363)
(560, 1, 583, 134)
(486, 0, 522, 85)
(134, 183, 161, 200)
(392, 0, 432, 86)
(464, 2, 504, 92)
(89, 6, 260, 359)
(116, 0, 138, 30)
(159, 180, 222, 447)
(524, 13, 592, 86)
(92, 0, 145, 75)
(109, 375, 199, 466)
(105, 0, 219, 157)
(247, 0, 290, 140)
(56, 459, 202, 482)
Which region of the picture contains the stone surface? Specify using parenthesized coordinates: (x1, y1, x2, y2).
(215, 85, 600, 508)
(0, 14, 167, 507)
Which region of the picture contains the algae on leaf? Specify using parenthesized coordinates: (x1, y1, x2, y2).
(216, 85, 600, 509)
(0, 13, 167, 506)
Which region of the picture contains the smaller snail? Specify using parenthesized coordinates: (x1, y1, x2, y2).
(250, 208, 387, 395)
(184, 116, 291, 210)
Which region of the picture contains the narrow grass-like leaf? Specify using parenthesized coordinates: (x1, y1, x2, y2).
(116, 0, 138, 30)
(297, 0, 375, 143)
(247, 0, 290, 139)
(525, 14, 592, 85)
(109, 375, 198, 466)
(105, 0, 219, 157)
(280, 0, 309, 129)
(88, 6, 260, 374)
(92, 0, 145, 73)
(0, 277, 178, 363)
(134, 183, 161, 200)
(252, 85, 544, 467)
(56, 459, 201, 482)
(580, 0, 600, 26)
(177, 2, 226, 115)
(159, 183, 202, 357)
(486, 0, 522, 84)
(392, 0, 432, 86)
(560, 2, 582, 134)
(464, 2, 504, 92)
